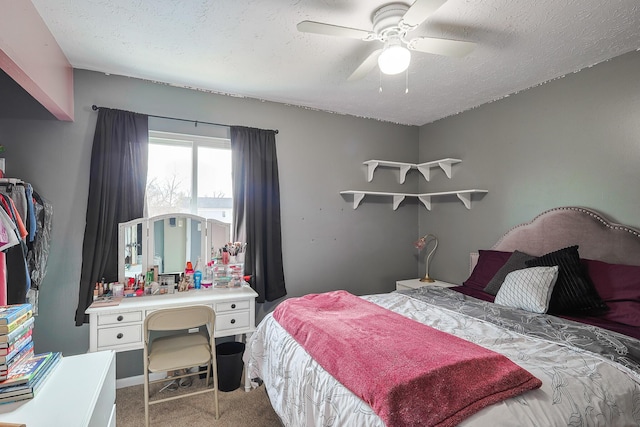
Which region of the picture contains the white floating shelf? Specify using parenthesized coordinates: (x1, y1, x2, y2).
(364, 160, 413, 184)
(417, 190, 488, 210)
(417, 158, 462, 181)
(340, 189, 488, 210)
(363, 158, 461, 183)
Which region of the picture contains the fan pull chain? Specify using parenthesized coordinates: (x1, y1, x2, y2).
(377, 69, 410, 94)
(405, 68, 409, 94)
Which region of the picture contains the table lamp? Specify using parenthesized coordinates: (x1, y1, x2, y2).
(413, 234, 438, 283)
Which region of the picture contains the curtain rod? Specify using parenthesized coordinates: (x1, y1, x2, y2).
(91, 105, 279, 134)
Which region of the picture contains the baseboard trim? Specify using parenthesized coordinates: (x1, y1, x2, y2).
(116, 372, 166, 389)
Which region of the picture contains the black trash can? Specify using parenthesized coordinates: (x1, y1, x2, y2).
(216, 342, 245, 391)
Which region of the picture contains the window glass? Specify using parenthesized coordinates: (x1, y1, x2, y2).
(197, 146, 232, 221)
(146, 131, 232, 225)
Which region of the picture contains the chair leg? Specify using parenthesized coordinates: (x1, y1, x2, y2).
(210, 361, 219, 419)
(214, 376, 220, 419)
(204, 363, 219, 419)
(143, 371, 150, 427)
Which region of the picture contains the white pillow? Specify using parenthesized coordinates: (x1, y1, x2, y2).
(494, 266, 559, 314)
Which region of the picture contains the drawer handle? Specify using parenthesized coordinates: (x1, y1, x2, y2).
(231, 304, 236, 309)
(230, 319, 236, 324)
(117, 333, 124, 339)
(117, 315, 124, 322)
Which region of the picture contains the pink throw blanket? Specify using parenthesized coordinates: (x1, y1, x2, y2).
(273, 290, 542, 427)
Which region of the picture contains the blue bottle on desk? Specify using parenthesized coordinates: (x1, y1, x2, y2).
(193, 258, 202, 289)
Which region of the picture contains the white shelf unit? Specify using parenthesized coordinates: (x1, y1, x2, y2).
(340, 189, 488, 210)
(364, 158, 461, 183)
(0, 351, 116, 427)
(343, 157, 487, 210)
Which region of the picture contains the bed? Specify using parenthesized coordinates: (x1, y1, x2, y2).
(245, 207, 640, 426)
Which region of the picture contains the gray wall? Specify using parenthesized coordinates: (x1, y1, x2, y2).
(3, 49, 638, 379)
(0, 70, 419, 378)
(418, 50, 640, 285)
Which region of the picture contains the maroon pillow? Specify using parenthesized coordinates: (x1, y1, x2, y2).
(450, 285, 495, 303)
(463, 250, 512, 290)
(582, 258, 640, 327)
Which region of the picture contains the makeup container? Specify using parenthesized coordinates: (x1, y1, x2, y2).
(113, 283, 124, 297)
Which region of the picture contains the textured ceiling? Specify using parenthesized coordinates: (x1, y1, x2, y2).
(30, 0, 640, 126)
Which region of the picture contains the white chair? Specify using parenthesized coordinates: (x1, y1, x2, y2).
(143, 305, 219, 426)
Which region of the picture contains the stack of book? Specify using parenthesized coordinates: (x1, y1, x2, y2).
(0, 304, 62, 404)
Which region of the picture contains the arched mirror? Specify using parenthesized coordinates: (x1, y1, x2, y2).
(118, 214, 230, 284)
(149, 214, 204, 275)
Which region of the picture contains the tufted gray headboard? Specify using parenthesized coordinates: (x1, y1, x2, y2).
(471, 207, 640, 272)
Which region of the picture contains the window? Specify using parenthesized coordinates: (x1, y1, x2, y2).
(146, 131, 233, 225)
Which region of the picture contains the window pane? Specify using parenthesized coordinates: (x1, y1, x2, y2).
(197, 146, 232, 223)
(146, 143, 192, 217)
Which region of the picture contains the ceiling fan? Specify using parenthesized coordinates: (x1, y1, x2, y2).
(297, 0, 476, 81)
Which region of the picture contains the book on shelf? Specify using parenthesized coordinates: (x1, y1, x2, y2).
(0, 324, 33, 353)
(0, 317, 34, 345)
(0, 342, 34, 381)
(0, 311, 33, 335)
(0, 352, 57, 388)
(0, 391, 32, 405)
(0, 352, 62, 403)
(0, 329, 32, 361)
(0, 304, 31, 326)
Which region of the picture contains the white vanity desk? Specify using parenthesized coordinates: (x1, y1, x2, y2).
(86, 285, 258, 391)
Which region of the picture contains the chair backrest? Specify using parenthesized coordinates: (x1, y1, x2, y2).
(144, 305, 215, 333)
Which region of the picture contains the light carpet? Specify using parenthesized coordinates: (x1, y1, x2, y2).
(116, 377, 282, 426)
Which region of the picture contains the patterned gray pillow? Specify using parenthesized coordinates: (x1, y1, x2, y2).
(494, 266, 559, 313)
(484, 250, 534, 295)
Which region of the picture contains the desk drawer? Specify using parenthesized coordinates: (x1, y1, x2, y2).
(98, 325, 142, 348)
(98, 311, 142, 326)
(215, 299, 250, 313)
(216, 311, 250, 332)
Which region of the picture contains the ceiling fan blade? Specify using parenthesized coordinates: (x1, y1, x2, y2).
(401, 0, 447, 28)
(348, 49, 383, 81)
(297, 21, 374, 40)
(407, 37, 476, 57)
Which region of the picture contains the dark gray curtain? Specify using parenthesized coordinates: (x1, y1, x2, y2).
(231, 126, 286, 303)
(75, 108, 148, 326)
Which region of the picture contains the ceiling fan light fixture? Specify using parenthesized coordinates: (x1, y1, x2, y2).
(378, 39, 411, 75)
(298, 1, 476, 81)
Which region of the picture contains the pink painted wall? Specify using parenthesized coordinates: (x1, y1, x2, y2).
(0, 1, 74, 121)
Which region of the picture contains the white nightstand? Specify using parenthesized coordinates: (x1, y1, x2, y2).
(396, 279, 457, 291)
